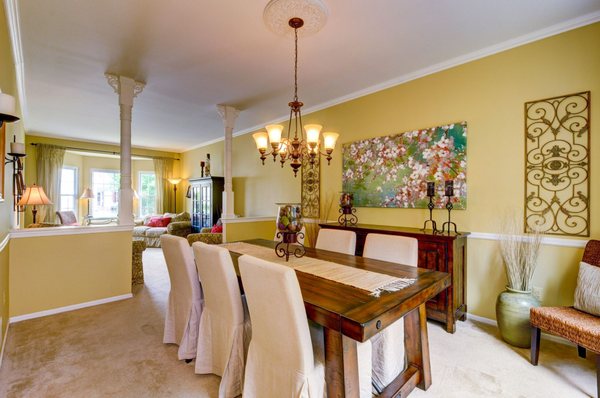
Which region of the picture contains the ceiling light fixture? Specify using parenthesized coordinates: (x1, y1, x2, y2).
(254, 0, 338, 177)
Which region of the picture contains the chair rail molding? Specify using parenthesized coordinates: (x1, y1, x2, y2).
(10, 225, 134, 238)
(468, 232, 587, 248)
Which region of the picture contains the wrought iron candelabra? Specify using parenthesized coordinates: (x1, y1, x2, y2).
(422, 188, 438, 232)
(275, 231, 306, 261)
(338, 192, 358, 226)
(440, 180, 458, 234)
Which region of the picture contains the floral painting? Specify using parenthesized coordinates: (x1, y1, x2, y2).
(342, 122, 467, 209)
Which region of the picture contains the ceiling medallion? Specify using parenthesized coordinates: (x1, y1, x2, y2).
(263, 0, 329, 37)
(255, 0, 338, 177)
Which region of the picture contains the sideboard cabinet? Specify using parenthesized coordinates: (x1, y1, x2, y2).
(319, 223, 468, 333)
(189, 177, 224, 233)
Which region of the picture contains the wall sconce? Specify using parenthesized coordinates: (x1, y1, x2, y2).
(1, 89, 23, 211)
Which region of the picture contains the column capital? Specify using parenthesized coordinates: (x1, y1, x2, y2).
(217, 104, 240, 130)
(105, 74, 145, 107)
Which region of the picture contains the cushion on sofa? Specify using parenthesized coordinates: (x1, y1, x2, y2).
(147, 216, 171, 227)
(146, 227, 168, 237)
(133, 226, 151, 236)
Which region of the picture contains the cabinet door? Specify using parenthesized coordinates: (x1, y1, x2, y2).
(418, 241, 448, 312)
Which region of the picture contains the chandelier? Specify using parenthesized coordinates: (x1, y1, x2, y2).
(253, 6, 338, 177)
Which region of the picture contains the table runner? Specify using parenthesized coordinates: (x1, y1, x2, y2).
(221, 242, 415, 297)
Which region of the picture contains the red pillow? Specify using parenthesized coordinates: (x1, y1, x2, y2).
(211, 225, 223, 233)
(147, 217, 171, 227)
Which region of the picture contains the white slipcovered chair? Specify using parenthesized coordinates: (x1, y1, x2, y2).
(315, 229, 356, 255)
(192, 242, 250, 398)
(239, 254, 326, 397)
(363, 233, 419, 393)
(160, 234, 203, 361)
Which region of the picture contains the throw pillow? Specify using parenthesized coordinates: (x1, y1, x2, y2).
(211, 224, 223, 233)
(574, 261, 600, 316)
(157, 217, 172, 227)
(146, 217, 163, 227)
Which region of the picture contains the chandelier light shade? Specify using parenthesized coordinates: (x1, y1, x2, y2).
(255, 1, 338, 177)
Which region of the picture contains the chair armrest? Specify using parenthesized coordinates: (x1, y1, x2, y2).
(187, 232, 223, 246)
(167, 221, 192, 237)
(200, 227, 213, 233)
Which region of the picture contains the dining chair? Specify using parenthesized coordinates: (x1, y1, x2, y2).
(363, 233, 419, 394)
(192, 242, 250, 398)
(315, 228, 356, 255)
(239, 254, 372, 397)
(160, 234, 203, 361)
(530, 239, 600, 398)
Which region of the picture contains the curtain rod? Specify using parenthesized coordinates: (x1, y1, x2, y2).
(29, 143, 180, 161)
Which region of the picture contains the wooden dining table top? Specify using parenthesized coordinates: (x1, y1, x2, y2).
(227, 239, 451, 343)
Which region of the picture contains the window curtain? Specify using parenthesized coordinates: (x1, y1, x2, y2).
(153, 158, 174, 214)
(35, 144, 66, 223)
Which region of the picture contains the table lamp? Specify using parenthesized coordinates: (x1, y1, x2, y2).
(17, 184, 53, 224)
(168, 178, 182, 213)
(80, 187, 94, 218)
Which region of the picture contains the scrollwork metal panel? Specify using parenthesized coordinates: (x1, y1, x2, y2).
(525, 91, 590, 236)
(301, 155, 320, 219)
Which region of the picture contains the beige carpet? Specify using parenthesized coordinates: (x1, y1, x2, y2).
(0, 248, 596, 397)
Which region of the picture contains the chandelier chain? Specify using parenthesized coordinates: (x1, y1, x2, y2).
(293, 26, 299, 102)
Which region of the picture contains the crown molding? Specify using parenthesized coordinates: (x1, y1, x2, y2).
(183, 10, 600, 153)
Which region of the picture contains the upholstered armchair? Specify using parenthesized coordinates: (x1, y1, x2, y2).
(56, 210, 79, 225)
(530, 239, 600, 397)
(187, 228, 223, 246)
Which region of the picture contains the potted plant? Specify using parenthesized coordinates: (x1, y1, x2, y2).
(496, 216, 542, 348)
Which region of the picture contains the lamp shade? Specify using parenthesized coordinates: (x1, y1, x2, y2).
(0, 90, 19, 123)
(168, 178, 182, 185)
(17, 184, 52, 206)
(80, 187, 94, 199)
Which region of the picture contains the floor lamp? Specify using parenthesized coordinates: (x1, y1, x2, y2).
(17, 184, 52, 224)
(168, 178, 181, 213)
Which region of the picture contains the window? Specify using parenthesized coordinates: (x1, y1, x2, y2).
(91, 170, 120, 217)
(60, 167, 78, 212)
(139, 172, 157, 217)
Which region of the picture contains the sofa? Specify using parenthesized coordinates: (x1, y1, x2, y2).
(187, 227, 223, 246)
(133, 212, 192, 247)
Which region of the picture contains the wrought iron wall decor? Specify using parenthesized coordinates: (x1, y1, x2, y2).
(525, 91, 590, 236)
(301, 154, 320, 219)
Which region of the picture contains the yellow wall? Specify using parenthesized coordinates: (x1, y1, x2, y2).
(182, 23, 600, 320)
(24, 135, 183, 224)
(0, 2, 24, 345)
(9, 230, 132, 317)
(224, 220, 275, 242)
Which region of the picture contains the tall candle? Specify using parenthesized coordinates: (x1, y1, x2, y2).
(426, 182, 435, 197)
(445, 180, 454, 197)
(10, 142, 25, 155)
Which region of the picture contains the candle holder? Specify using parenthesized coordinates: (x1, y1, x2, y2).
(440, 180, 458, 234)
(275, 203, 305, 261)
(422, 182, 438, 232)
(338, 192, 358, 226)
(4, 136, 26, 211)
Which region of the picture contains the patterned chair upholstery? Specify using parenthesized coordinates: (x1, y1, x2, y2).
(132, 240, 146, 286)
(56, 211, 79, 225)
(530, 240, 600, 397)
(186, 227, 223, 246)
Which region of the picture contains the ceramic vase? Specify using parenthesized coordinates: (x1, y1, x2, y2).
(496, 287, 540, 348)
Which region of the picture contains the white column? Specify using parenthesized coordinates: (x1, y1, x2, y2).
(106, 74, 145, 226)
(217, 105, 240, 219)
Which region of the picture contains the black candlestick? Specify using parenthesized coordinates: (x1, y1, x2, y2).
(422, 185, 438, 232)
(440, 196, 458, 234)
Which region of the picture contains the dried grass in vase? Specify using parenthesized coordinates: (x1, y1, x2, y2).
(499, 216, 542, 292)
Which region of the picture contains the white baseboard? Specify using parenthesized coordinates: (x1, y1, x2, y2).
(467, 313, 574, 347)
(0, 322, 9, 369)
(9, 293, 133, 323)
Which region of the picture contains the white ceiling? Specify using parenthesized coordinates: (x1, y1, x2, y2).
(11, 0, 600, 152)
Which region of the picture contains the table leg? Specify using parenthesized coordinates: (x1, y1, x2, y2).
(324, 327, 360, 398)
(405, 303, 432, 390)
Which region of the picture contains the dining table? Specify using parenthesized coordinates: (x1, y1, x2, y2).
(226, 239, 451, 398)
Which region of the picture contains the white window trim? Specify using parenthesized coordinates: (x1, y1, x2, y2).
(60, 166, 78, 212)
(138, 170, 157, 217)
(90, 168, 120, 218)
